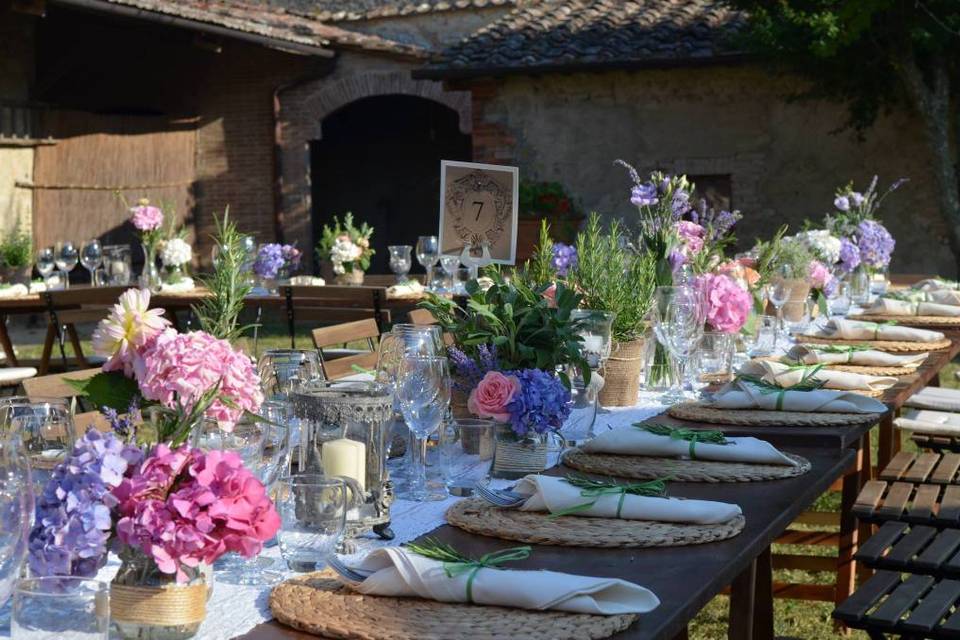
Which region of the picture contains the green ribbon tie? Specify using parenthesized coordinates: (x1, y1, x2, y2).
(640, 424, 729, 459)
(442, 546, 532, 604)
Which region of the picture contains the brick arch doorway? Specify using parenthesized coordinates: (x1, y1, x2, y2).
(310, 95, 472, 274)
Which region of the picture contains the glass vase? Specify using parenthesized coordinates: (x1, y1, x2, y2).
(849, 265, 871, 306)
(139, 243, 162, 293)
(491, 424, 563, 480)
(164, 264, 185, 285)
(111, 547, 211, 640)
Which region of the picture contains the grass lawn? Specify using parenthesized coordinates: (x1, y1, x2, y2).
(11, 307, 958, 638)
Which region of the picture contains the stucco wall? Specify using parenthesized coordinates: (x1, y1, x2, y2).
(0, 9, 35, 238)
(477, 66, 951, 274)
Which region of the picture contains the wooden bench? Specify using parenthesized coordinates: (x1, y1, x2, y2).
(856, 522, 960, 578)
(853, 479, 960, 526)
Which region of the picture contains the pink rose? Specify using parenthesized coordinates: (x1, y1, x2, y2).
(467, 371, 521, 422)
(808, 260, 833, 290)
(131, 205, 163, 231)
(697, 272, 752, 333)
(543, 283, 557, 308)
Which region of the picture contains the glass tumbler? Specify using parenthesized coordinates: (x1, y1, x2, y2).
(276, 475, 348, 572)
(748, 315, 778, 357)
(12, 577, 109, 640)
(439, 418, 496, 497)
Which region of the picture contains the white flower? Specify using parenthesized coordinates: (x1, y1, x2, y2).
(160, 238, 193, 267)
(799, 229, 841, 264)
(330, 238, 361, 264)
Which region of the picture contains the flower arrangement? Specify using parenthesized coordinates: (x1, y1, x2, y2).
(317, 212, 374, 275)
(822, 176, 905, 273)
(696, 272, 753, 334)
(253, 243, 301, 280)
(160, 237, 192, 268)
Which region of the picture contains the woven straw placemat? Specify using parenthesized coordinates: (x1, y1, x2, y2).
(269, 571, 636, 640)
(796, 335, 951, 353)
(445, 498, 745, 547)
(562, 449, 811, 483)
(667, 402, 882, 427)
(855, 314, 960, 327)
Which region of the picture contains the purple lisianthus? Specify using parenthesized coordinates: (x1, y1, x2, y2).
(838, 237, 861, 273)
(28, 429, 143, 577)
(855, 220, 895, 269)
(551, 242, 578, 277)
(506, 368, 572, 437)
(631, 183, 659, 207)
(834, 195, 850, 211)
(850, 192, 865, 207)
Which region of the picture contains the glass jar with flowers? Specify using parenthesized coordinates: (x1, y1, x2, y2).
(127, 198, 166, 292)
(253, 242, 301, 294)
(159, 236, 193, 287)
(316, 212, 374, 285)
(30, 288, 277, 640)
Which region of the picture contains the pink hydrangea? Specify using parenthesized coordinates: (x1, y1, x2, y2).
(130, 204, 164, 231)
(808, 260, 833, 291)
(676, 221, 705, 256)
(698, 272, 752, 333)
(113, 445, 279, 581)
(135, 330, 263, 430)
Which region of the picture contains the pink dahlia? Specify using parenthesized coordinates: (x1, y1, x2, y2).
(91, 288, 171, 376)
(698, 272, 752, 333)
(130, 201, 164, 232)
(135, 329, 263, 429)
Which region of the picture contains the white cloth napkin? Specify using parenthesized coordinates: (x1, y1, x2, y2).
(387, 281, 425, 299)
(342, 546, 661, 615)
(0, 284, 29, 299)
(810, 318, 945, 343)
(865, 298, 960, 317)
(513, 475, 741, 524)
(913, 278, 959, 292)
(709, 379, 887, 413)
(289, 275, 325, 286)
(787, 345, 926, 368)
(738, 360, 897, 392)
(927, 289, 960, 306)
(580, 425, 797, 466)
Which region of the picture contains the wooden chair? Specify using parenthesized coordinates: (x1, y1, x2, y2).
(22, 367, 101, 413)
(281, 285, 391, 348)
(406, 308, 438, 325)
(311, 319, 380, 380)
(39, 286, 133, 374)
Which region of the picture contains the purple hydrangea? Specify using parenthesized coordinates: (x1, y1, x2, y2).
(551, 243, 578, 277)
(838, 237, 861, 273)
(855, 220, 895, 269)
(506, 368, 572, 437)
(630, 183, 659, 207)
(28, 429, 143, 577)
(253, 243, 301, 279)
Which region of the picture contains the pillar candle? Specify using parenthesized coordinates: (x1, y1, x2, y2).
(321, 438, 366, 492)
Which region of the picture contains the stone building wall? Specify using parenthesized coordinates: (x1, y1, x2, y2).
(0, 9, 36, 238)
(466, 66, 951, 274)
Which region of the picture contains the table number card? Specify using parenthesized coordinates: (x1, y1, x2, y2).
(439, 160, 519, 265)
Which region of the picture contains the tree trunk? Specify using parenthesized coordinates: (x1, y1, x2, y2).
(899, 52, 960, 277)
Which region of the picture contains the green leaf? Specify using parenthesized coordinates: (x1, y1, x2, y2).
(69, 371, 140, 412)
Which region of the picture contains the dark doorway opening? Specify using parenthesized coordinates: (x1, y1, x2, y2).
(310, 95, 472, 274)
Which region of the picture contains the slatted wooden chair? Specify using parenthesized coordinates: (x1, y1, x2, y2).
(856, 522, 960, 578)
(854, 452, 960, 528)
(281, 285, 391, 348)
(896, 408, 960, 453)
(311, 319, 379, 380)
(39, 286, 134, 374)
(406, 308, 437, 325)
(22, 367, 102, 413)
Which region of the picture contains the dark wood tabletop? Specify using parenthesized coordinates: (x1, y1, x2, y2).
(238, 444, 856, 640)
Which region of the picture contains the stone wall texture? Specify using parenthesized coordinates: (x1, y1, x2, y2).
(469, 66, 952, 275)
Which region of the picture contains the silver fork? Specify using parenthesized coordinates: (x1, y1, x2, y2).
(476, 483, 525, 508)
(327, 555, 371, 583)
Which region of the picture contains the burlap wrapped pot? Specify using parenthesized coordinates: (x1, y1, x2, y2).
(598, 338, 645, 407)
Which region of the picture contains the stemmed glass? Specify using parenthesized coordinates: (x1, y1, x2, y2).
(396, 355, 451, 501)
(415, 236, 440, 292)
(388, 245, 413, 283)
(35, 247, 55, 288)
(767, 269, 791, 347)
(80, 240, 103, 286)
(54, 241, 78, 290)
(438, 255, 461, 294)
(652, 286, 704, 404)
(0, 438, 33, 609)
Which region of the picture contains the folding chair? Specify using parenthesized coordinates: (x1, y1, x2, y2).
(311, 319, 380, 380)
(281, 285, 391, 349)
(39, 286, 133, 374)
(22, 367, 102, 413)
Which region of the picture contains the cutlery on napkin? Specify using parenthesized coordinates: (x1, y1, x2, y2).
(332, 544, 660, 615)
(738, 360, 897, 392)
(708, 378, 887, 414)
(579, 423, 797, 466)
(807, 318, 945, 343)
(786, 344, 926, 369)
(864, 297, 960, 317)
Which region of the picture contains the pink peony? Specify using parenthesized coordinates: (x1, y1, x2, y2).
(808, 260, 833, 290)
(135, 329, 264, 430)
(468, 371, 521, 423)
(698, 272, 752, 333)
(114, 445, 280, 581)
(91, 288, 171, 376)
(130, 204, 164, 232)
(676, 221, 705, 256)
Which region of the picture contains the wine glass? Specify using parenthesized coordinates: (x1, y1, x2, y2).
(438, 255, 461, 294)
(80, 239, 103, 286)
(396, 355, 450, 501)
(388, 245, 413, 283)
(35, 247, 55, 287)
(415, 236, 440, 292)
(652, 285, 704, 404)
(54, 241, 78, 290)
(767, 269, 792, 347)
(2, 400, 74, 494)
(0, 438, 33, 609)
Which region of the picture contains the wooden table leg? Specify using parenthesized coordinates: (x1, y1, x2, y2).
(877, 415, 895, 472)
(729, 557, 757, 640)
(858, 432, 875, 582)
(836, 443, 864, 611)
(0, 313, 18, 366)
(753, 547, 774, 640)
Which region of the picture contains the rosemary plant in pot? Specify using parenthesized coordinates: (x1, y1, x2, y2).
(0, 229, 32, 286)
(570, 213, 655, 406)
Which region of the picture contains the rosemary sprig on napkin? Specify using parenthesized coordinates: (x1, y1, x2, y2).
(637, 423, 731, 458)
(551, 474, 669, 519)
(405, 538, 532, 603)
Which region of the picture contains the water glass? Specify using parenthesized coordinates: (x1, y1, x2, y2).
(454, 267, 471, 295)
(276, 475, 347, 572)
(80, 240, 102, 286)
(827, 280, 852, 317)
(2, 400, 74, 494)
(102, 244, 132, 285)
(652, 285, 704, 403)
(396, 355, 451, 501)
(35, 248, 55, 286)
(438, 255, 460, 294)
(571, 309, 615, 369)
(560, 377, 599, 445)
(871, 267, 890, 296)
(258, 349, 325, 401)
(0, 439, 33, 608)
(415, 236, 440, 291)
(767, 278, 791, 346)
(388, 245, 413, 283)
(748, 315, 778, 357)
(698, 331, 735, 385)
(438, 418, 495, 497)
(11, 577, 108, 639)
(785, 295, 814, 335)
(191, 417, 266, 469)
(54, 241, 78, 290)
(849, 268, 871, 306)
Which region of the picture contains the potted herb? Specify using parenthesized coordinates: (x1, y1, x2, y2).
(316, 212, 374, 285)
(517, 181, 581, 263)
(570, 213, 656, 406)
(0, 230, 33, 286)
